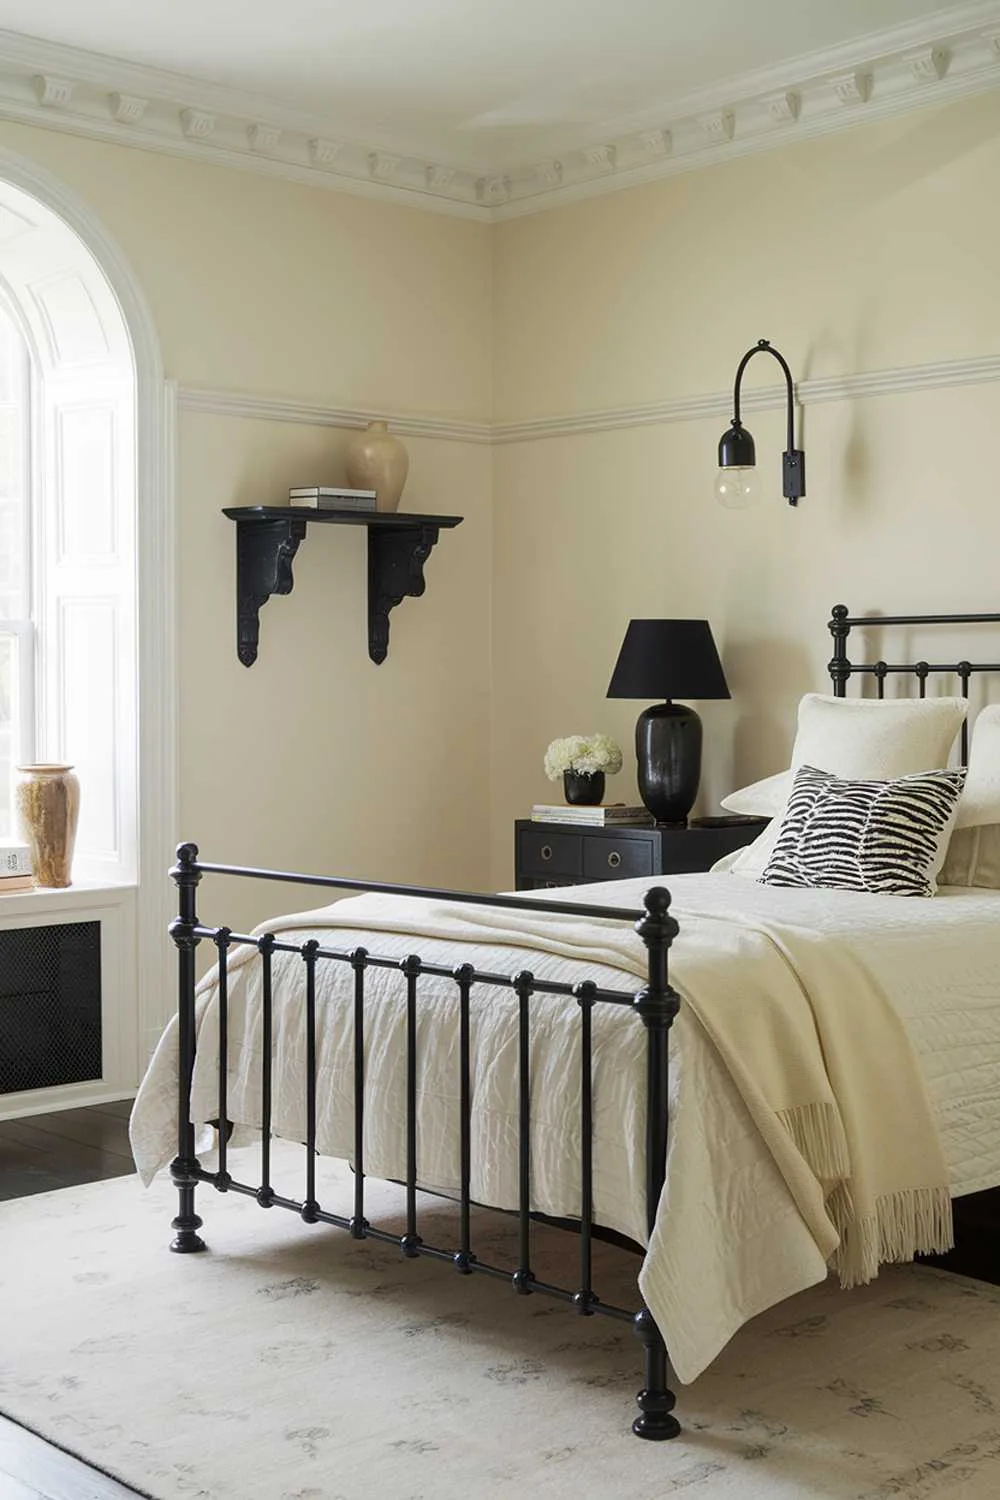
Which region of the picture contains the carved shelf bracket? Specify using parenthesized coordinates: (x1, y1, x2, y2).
(223, 506, 462, 667)
(368, 522, 442, 664)
(232, 514, 307, 666)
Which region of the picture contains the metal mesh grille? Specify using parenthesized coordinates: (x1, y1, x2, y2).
(0, 921, 101, 1094)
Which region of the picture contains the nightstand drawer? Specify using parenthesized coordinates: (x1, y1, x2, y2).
(517, 827, 584, 880)
(582, 836, 654, 881)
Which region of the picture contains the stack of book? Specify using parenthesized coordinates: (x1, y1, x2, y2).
(0, 842, 33, 893)
(289, 486, 377, 511)
(530, 803, 654, 827)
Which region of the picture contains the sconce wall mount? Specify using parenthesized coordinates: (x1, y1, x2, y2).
(716, 339, 805, 508)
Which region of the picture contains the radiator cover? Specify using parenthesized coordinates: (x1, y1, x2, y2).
(0, 921, 102, 1094)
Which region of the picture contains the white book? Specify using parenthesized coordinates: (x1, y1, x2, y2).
(298, 497, 377, 511)
(531, 804, 652, 824)
(0, 842, 32, 876)
(289, 486, 377, 500)
(531, 813, 653, 827)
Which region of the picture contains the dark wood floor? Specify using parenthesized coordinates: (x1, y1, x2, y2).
(0, 1098, 135, 1202)
(0, 1099, 147, 1499)
(1, 1099, 998, 1499)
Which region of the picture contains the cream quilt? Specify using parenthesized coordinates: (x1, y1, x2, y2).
(130, 874, 1000, 1383)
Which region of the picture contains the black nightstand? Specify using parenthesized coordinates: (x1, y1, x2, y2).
(514, 818, 767, 891)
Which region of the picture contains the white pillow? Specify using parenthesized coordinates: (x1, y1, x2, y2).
(954, 703, 1000, 829)
(720, 771, 786, 818)
(725, 694, 968, 877)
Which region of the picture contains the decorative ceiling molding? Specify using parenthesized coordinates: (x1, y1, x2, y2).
(0, 4, 998, 221)
(177, 350, 1000, 449)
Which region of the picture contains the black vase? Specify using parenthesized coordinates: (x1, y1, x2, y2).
(635, 703, 702, 825)
(563, 770, 605, 805)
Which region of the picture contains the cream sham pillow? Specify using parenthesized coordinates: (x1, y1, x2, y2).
(724, 693, 968, 878)
(939, 705, 1000, 886)
(954, 703, 1000, 829)
(939, 825, 1000, 888)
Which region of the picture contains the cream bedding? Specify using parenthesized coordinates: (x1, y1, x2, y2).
(130, 874, 1000, 1384)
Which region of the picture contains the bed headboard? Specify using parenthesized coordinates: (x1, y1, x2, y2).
(827, 604, 1000, 763)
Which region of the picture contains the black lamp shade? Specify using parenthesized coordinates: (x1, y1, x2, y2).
(718, 422, 756, 469)
(606, 619, 730, 703)
(607, 619, 729, 825)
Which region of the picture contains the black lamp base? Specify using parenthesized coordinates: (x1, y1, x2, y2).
(635, 703, 702, 826)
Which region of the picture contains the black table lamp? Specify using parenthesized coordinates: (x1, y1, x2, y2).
(607, 619, 730, 825)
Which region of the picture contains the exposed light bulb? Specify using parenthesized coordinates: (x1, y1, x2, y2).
(714, 466, 760, 509)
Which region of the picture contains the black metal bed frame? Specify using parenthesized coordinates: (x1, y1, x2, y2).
(168, 604, 1000, 1442)
(169, 850, 683, 1440)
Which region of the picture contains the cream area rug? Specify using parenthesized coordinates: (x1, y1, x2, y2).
(2, 1144, 1000, 1500)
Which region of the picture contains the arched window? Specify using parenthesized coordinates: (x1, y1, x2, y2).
(0, 157, 173, 1108)
(0, 186, 137, 886)
(0, 299, 31, 838)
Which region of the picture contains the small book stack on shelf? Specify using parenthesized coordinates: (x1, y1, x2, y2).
(289, 487, 377, 511)
(530, 804, 654, 827)
(0, 842, 33, 893)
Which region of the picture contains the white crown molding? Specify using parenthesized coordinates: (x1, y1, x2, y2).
(0, 6, 998, 220)
(177, 351, 1000, 449)
(0, 29, 489, 220)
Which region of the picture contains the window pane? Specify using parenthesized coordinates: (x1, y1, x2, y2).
(0, 305, 26, 622)
(0, 632, 14, 840)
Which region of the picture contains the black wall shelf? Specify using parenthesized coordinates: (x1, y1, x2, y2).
(223, 506, 463, 666)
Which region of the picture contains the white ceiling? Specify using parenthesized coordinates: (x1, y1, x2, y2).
(0, 0, 985, 168)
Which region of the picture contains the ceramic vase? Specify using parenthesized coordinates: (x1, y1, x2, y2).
(344, 420, 409, 513)
(563, 770, 605, 805)
(15, 763, 80, 888)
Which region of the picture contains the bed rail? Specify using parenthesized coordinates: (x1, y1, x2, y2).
(168, 842, 682, 1441)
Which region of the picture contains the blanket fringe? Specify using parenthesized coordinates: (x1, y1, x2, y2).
(775, 1101, 850, 1181)
(826, 1183, 954, 1289)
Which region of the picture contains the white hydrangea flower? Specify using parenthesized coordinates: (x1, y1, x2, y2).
(543, 733, 623, 780)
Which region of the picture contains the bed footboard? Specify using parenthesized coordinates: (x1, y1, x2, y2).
(167, 842, 681, 1441)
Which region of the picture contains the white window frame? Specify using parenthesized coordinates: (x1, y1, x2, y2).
(0, 151, 176, 1075)
(0, 291, 34, 836)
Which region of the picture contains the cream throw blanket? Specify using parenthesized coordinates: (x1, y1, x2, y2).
(169, 890, 952, 1289)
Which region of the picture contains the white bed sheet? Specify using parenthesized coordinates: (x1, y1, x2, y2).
(130, 873, 1000, 1383)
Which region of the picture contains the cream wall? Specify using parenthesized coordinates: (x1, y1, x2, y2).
(0, 121, 493, 938)
(490, 90, 1000, 885)
(5, 85, 1000, 911)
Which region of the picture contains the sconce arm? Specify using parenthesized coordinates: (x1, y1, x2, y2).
(732, 339, 797, 454)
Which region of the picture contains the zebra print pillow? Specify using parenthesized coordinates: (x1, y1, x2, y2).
(760, 764, 967, 897)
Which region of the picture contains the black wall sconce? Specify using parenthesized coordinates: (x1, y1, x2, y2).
(715, 339, 805, 508)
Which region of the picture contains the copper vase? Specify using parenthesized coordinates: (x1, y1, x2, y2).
(15, 763, 80, 888)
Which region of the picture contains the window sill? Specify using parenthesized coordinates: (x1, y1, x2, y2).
(0, 879, 137, 917)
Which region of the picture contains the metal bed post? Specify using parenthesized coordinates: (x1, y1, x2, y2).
(168, 841, 207, 1253)
(631, 886, 681, 1440)
(828, 603, 851, 697)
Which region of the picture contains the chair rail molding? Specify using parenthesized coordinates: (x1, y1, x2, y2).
(0, 3, 999, 219)
(489, 352, 1000, 444)
(0, 145, 177, 1067)
(177, 386, 493, 444)
(177, 351, 1000, 449)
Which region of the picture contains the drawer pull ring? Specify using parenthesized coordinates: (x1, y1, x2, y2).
(608, 851, 622, 869)
(540, 845, 552, 861)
